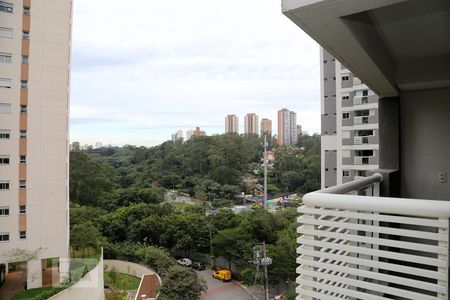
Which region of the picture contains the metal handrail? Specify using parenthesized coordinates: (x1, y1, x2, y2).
(316, 173, 383, 194)
(303, 173, 450, 217)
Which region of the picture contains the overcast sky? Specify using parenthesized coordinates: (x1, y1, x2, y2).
(70, 0, 320, 146)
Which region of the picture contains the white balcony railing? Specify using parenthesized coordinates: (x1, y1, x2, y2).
(354, 136, 362, 145)
(296, 173, 450, 300)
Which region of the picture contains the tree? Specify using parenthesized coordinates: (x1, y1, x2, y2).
(70, 221, 101, 258)
(158, 265, 207, 300)
(70, 151, 118, 206)
(135, 246, 176, 274)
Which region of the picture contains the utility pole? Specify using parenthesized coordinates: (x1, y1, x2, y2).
(209, 226, 214, 269)
(263, 131, 268, 210)
(262, 242, 271, 300)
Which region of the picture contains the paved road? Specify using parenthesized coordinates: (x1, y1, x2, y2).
(197, 270, 253, 300)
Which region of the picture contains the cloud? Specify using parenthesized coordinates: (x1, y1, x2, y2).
(70, 0, 321, 145)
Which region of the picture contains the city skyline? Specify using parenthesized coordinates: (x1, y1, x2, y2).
(70, 0, 320, 147)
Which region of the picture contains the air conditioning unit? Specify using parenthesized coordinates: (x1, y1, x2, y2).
(353, 97, 362, 105)
(354, 136, 362, 145)
(354, 117, 363, 125)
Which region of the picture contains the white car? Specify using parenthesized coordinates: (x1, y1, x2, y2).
(176, 258, 192, 266)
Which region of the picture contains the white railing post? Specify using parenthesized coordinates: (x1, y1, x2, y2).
(438, 219, 449, 300)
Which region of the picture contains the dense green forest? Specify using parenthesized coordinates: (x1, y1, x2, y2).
(69, 133, 320, 294)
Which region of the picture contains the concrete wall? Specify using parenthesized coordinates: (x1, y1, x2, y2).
(400, 87, 450, 200)
(103, 260, 155, 279)
(49, 256, 104, 300)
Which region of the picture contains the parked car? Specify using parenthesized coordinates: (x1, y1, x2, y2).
(190, 262, 205, 271)
(274, 296, 283, 300)
(212, 269, 232, 282)
(176, 258, 192, 266)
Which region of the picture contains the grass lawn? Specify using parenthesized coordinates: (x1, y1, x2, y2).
(104, 271, 141, 291)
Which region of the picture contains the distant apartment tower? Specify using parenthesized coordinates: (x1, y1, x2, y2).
(0, 0, 72, 289)
(225, 114, 239, 134)
(260, 118, 272, 136)
(244, 113, 259, 135)
(320, 48, 379, 188)
(171, 130, 183, 142)
(277, 109, 298, 145)
(185, 130, 194, 141)
(193, 126, 206, 137)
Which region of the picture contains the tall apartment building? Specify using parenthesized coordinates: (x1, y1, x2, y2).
(277, 108, 297, 145)
(260, 118, 272, 136)
(244, 113, 259, 135)
(320, 48, 379, 188)
(0, 0, 72, 289)
(225, 114, 239, 134)
(171, 129, 183, 142)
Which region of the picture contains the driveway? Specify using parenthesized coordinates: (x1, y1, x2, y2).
(197, 270, 253, 300)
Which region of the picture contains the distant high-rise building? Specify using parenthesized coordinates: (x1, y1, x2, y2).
(171, 130, 183, 142)
(244, 113, 259, 135)
(277, 109, 298, 145)
(186, 130, 194, 141)
(225, 115, 239, 134)
(0, 0, 72, 289)
(193, 127, 206, 137)
(260, 118, 272, 136)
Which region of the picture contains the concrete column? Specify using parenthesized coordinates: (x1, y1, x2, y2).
(378, 97, 399, 170)
(59, 257, 70, 284)
(27, 259, 42, 289)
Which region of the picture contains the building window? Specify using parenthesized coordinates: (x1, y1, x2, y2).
(0, 155, 10, 165)
(20, 105, 27, 113)
(0, 52, 12, 63)
(21, 81, 28, 89)
(0, 181, 9, 190)
(342, 96, 350, 100)
(0, 27, 12, 38)
(333, 76, 336, 81)
(0, 129, 10, 139)
(19, 231, 26, 239)
(325, 168, 328, 171)
(0, 103, 11, 114)
(342, 112, 350, 119)
(0, 78, 11, 88)
(20, 155, 26, 164)
(22, 31, 29, 40)
(357, 170, 367, 177)
(23, 7, 30, 15)
(0, 1, 13, 13)
(323, 60, 327, 63)
(20, 130, 27, 138)
(19, 205, 26, 214)
(22, 55, 29, 64)
(342, 75, 349, 81)
(0, 207, 9, 216)
(0, 233, 9, 242)
(19, 180, 26, 189)
(343, 171, 350, 177)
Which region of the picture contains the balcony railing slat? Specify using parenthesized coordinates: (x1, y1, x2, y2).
(297, 279, 387, 300)
(299, 237, 447, 268)
(298, 207, 449, 228)
(299, 216, 448, 242)
(298, 257, 448, 294)
(297, 246, 447, 282)
(299, 268, 439, 300)
(298, 226, 448, 255)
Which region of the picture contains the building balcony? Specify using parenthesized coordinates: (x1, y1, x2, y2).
(296, 173, 450, 299)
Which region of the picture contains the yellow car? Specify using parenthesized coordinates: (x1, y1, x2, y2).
(212, 269, 232, 282)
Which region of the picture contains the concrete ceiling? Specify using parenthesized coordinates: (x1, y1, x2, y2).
(283, 0, 450, 97)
